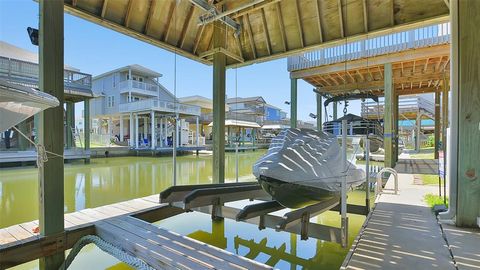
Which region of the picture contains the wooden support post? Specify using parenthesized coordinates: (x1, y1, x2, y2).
(212, 20, 226, 184)
(452, 0, 480, 227)
(66, 101, 74, 148)
(442, 78, 449, 152)
(129, 112, 134, 147)
(196, 116, 199, 147)
(384, 63, 395, 168)
(151, 110, 155, 150)
(316, 92, 322, 132)
(119, 114, 124, 142)
(393, 94, 399, 162)
(333, 102, 338, 120)
(84, 99, 90, 163)
(17, 119, 29, 150)
(416, 114, 422, 151)
(38, 0, 65, 268)
(290, 78, 297, 128)
(434, 91, 441, 159)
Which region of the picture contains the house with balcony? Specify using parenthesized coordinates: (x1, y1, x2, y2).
(0, 41, 93, 162)
(226, 96, 266, 124)
(90, 65, 201, 149)
(179, 95, 261, 146)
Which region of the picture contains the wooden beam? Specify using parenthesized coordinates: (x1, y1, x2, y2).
(338, 0, 345, 37)
(452, 0, 480, 227)
(316, 93, 322, 131)
(260, 9, 271, 55)
(144, 0, 156, 35)
(212, 20, 226, 184)
(244, 14, 257, 59)
(163, 1, 177, 42)
(434, 91, 441, 159)
(294, 0, 304, 48)
(234, 19, 244, 60)
(275, 2, 287, 52)
(356, 70, 365, 81)
(231, 0, 281, 19)
(124, 0, 134, 28)
(423, 58, 429, 73)
(193, 25, 205, 55)
(315, 0, 324, 42)
(178, 4, 194, 48)
(291, 78, 297, 128)
(436, 56, 443, 71)
(390, 0, 395, 26)
(384, 63, 394, 168)
(38, 0, 65, 268)
(362, 0, 368, 32)
(101, 0, 109, 18)
(346, 71, 355, 83)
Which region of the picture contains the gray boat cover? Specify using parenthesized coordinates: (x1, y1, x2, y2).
(253, 128, 365, 192)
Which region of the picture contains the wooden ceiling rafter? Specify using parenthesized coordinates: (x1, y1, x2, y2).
(260, 8, 272, 56)
(124, 0, 134, 28)
(275, 2, 287, 52)
(244, 14, 257, 59)
(163, 1, 177, 42)
(294, 0, 305, 48)
(178, 4, 195, 48)
(314, 0, 324, 43)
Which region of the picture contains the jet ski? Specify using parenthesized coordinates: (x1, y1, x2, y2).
(253, 128, 365, 208)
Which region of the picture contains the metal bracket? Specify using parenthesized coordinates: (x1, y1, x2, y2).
(300, 212, 310, 240)
(258, 215, 266, 230)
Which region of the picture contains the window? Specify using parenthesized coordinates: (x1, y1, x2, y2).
(107, 96, 115, 108)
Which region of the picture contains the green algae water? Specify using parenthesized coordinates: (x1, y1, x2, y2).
(1, 151, 369, 270)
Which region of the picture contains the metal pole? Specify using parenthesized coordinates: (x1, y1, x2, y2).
(365, 137, 370, 213)
(341, 119, 348, 248)
(235, 142, 239, 183)
(173, 117, 177, 186)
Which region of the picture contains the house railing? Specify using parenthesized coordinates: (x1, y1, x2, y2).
(288, 22, 450, 72)
(361, 96, 435, 119)
(0, 56, 92, 90)
(119, 98, 201, 116)
(117, 79, 159, 94)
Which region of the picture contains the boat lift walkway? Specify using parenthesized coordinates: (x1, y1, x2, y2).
(0, 194, 272, 269)
(341, 173, 480, 270)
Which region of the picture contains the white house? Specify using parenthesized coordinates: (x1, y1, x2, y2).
(90, 65, 201, 149)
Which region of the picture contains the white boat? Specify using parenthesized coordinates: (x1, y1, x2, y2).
(253, 128, 365, 208)
(0, 80, 59, 132)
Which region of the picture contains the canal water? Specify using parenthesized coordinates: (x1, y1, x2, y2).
(1, 150, 369, 270)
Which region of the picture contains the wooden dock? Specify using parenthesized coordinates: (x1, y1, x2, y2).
(0, 195, 272, 269)
(0, 148, 90, 164)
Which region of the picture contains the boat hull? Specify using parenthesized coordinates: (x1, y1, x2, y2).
(258, 175, 338, 208)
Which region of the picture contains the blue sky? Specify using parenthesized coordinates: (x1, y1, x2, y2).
(0, 0, 361, 122)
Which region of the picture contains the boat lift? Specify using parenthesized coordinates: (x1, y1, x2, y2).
(159, 120, 375, 247)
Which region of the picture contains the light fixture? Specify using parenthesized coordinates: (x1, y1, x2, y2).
(309, 113, 317, 119)
(284, 101, 290, 105)
(27, 27, 38, 46)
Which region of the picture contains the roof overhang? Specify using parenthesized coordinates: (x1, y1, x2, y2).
(62, 0, 449, 68)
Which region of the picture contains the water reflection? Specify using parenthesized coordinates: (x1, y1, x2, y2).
(0, 151, 265, 228)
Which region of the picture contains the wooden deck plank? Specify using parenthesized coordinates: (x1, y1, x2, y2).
(0, 228, 17, 246)
(4, 224, 34, 244)
(108, 217, 251, 270)
(95, 220, 213, 270)
(123, 216, 272, 270)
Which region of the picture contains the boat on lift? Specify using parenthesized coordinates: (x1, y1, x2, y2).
(0, 80, 59, 132)
(323, 113, 384, 153)
(253, 128, 365, 208)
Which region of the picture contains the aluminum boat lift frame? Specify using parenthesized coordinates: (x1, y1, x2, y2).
(160, 121, 372, 247)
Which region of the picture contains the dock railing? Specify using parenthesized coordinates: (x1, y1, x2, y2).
(119, 98, 201, 116)
(288, 22, 450, 72)
(0, 56, 92, 91)
(361, 96, 436, 119)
